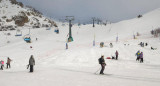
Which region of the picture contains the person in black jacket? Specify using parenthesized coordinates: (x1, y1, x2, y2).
(99, 55, 106, 74)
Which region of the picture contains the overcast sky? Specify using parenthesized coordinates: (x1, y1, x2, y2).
(17, 0, 160, 23)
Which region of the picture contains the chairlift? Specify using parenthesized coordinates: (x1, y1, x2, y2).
(15, 29, 22, 36)
(46, 28, 51, 30)
(54, 27, 59, 34)
(23, 34, 31, 43)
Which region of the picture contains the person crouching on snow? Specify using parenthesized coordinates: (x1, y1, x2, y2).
(29, 55, 35, 72)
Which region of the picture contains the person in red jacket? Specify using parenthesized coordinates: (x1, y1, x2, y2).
(0, 60, 4, 70)
(115, 50, 119, 60)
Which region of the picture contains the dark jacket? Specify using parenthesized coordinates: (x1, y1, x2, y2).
(140, 52, 143, 58)
(29, 55, 35, 65)
(99, 58, 105, 65)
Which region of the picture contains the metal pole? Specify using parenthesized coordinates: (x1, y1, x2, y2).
(29, 28, 30, 35)
(66, 16, 74, 42)
(92, 17, 95, 27)
(93, 19, 95, 27)
(69, 20, 72, 38)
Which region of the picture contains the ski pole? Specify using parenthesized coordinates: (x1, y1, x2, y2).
(95, 67, 101, 74)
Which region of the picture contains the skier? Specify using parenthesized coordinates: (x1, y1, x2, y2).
(0, 60, 4, 70)
(133, 35, 136, 39)
(140, 52, 143, 63)
(139, 42, 142, 47)
(6, 57, 12, 69)
(29, 55, 35, 72)
(142, 42, 144, 47)
(99, 55, 106, 74)
(0, 60, 2, 70)
(136, 50, 140, 61)
(145, 43, 148, 46)
(66, 43, 68, 49)
(115, 50, 119, 60)
(36, 38, 38, 41)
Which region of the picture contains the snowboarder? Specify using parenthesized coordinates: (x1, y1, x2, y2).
(115, 50, 119, 60)
(0, 60, 4, 70)
(140, 52, 143, 63)
(98, 55, 106, 74)
(29, 55, 35, 72)
(136, 50, 140, 61)
(6, 57, 12, 69)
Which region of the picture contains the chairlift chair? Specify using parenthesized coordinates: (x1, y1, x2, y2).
(46, 28, 51, 30)
(15, 29, 22, 36)
(23, 34, 31, 43)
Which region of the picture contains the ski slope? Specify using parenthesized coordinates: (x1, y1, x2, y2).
(0, 8, 160, 86)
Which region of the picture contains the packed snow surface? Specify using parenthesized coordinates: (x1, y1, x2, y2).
(0, 7, 160, 86)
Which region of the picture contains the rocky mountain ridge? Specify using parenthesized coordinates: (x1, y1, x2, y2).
(0, 0, 57, 31)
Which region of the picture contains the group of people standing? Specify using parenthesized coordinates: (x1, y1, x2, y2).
(135, 50, 143, 63)
(139, 42, 148, 47)
(0, 55, 35, 73)
(0, 57, 12, 70)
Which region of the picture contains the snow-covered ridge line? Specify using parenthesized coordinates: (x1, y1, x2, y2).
(0, 0, 57, 31)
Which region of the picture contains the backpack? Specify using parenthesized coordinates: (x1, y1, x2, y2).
(98, 58, 101, 64)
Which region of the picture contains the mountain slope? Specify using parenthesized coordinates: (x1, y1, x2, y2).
(0, 4, 160, 86)
(0, 0, 57, 31)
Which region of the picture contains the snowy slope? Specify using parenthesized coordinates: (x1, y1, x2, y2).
(0, 5, 160, 86)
